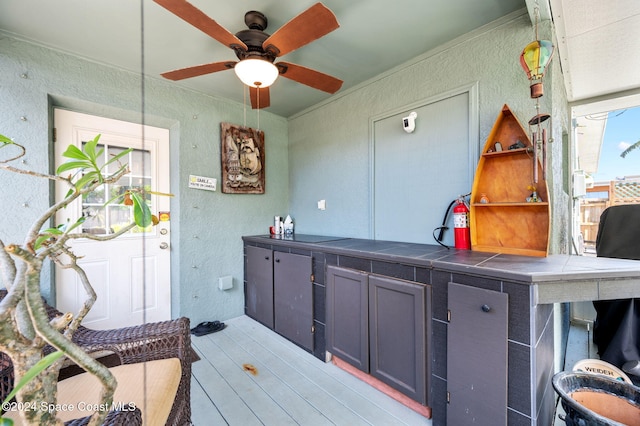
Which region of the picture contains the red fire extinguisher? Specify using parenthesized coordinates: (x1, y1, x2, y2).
(453, 197, 471, 250)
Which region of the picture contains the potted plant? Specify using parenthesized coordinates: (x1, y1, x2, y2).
(0, 132, 158, 425)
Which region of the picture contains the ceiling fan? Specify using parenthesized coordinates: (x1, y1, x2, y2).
(153, 0, 344, 109)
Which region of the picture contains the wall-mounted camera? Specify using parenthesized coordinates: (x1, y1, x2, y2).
(402, 111, 417, 133)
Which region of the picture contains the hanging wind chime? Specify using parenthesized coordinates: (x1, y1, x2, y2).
(519, 6, 554, 194)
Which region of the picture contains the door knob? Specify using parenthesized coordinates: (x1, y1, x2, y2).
(159, 242, 169, 250)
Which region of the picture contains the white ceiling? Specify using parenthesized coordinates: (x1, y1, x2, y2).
(0, 0, 524, 117)
(550, 0, 640, 107)
(1, 1, 638, 119)
(549, 0, 640, 173)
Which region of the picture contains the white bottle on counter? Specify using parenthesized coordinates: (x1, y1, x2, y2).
(284, 215, 294, 235)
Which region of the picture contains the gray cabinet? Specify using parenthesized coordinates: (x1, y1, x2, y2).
(326, 266, 369, 371)
(447, 282, 508, 425)
(326, 265, 429, 405)
(245, 247, 314, 350)
(274, 251, 314, 351)
(245, 246, 274, 328)
(369, 275, 427, 404)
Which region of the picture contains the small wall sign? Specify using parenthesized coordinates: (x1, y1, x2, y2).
(189, 175, 217, 191)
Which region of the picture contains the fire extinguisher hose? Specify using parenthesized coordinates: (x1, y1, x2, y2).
(433, 193, 471, 249)
(433, 199, 457, 249)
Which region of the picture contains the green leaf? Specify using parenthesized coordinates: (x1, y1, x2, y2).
(56, 160, 93, 174)
(34, 225, 68, 250)
(61, 144, 89, 161)
(1, 351, 64, 407)
(102, 192, 126, 207)
(82, 135, 100, 163)
(42, 228, 64, 236)
(44, 223, 66, 235)
(620, 140, 640, 158)
(74, 172, 101, 190)
(131, 192, 152, 228)
(82, 134, 101, 162)
(63, 188, 75, 199)
(65, 216, 86, 233)
(0, 417, 14, 425)
(102, 147, 133, 170)
(109, 163, 129, 178)
(34, 235, 50, 250)
(0, 133, 13, 145)
(147, 190, 175, 197)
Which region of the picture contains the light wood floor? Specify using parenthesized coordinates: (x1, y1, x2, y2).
(190, 315, 431, 426)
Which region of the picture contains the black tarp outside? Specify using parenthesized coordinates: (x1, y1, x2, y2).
(592, 204, 640, 369)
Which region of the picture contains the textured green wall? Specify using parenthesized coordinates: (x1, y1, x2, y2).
(0, 36, 289, 323)
(287, 11, 570, 253)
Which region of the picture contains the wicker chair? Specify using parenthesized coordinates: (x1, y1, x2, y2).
(0, 290, 193, 425)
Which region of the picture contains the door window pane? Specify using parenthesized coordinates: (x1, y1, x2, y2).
(80, 144, 153, 236)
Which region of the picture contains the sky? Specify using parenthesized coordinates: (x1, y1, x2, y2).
(590, 106, 640, 182)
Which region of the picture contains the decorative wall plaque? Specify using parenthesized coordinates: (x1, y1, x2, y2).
(220, 122, 265, 194)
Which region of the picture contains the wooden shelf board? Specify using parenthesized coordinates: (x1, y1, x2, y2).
(482, 147, 532, 157)
(472, 202, 549, 207)
(472, 244, 548, 258)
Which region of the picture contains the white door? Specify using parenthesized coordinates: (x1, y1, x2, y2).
(54, 109, 171, 329)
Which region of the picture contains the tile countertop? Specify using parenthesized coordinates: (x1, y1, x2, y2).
(243, 234, 640, 304)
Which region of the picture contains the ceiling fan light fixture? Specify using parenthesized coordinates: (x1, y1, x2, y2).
(234, 58, 279, 88)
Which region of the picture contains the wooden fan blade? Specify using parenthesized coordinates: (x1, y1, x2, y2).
(161, 61, 235, 81)
(262, 3, 339, 57)
(278, 62, 343, 94)
(250, 86, 271, 109)
(153, 0, 247, 50)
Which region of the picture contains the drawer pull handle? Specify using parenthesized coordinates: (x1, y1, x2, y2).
(481, 304, 491, 313)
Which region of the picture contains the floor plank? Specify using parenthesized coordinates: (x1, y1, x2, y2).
(191, 315, 432, 426)
(225, 319, 372, 425)
(232, 317, 428, 425)
(236, 314, 426, 424)
(191, 343, 263, 426)
(190, 370, 226, 425)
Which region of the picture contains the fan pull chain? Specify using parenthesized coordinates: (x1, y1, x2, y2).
(257, 86, 260, 131)
(243, 85, 247, 127)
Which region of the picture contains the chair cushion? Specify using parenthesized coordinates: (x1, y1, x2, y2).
(5, 358, 181, 425)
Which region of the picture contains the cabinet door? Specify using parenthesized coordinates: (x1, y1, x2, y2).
(326, 266, 370, 372)
(447, 282, 508, 426)
(274, 251, 313, 351)
(245, 246, 274, 328)
(369, 275, 427, 404)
